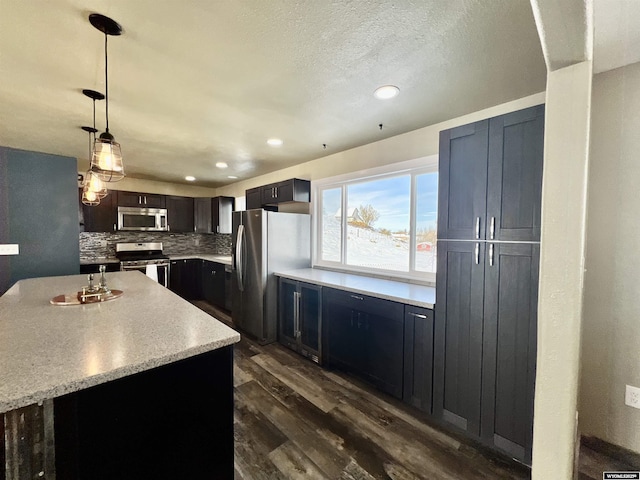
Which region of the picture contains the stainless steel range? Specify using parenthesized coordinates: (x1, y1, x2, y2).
(116, 242, 170, 287)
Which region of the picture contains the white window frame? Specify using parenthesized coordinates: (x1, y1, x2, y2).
(312, 155, 438, 284)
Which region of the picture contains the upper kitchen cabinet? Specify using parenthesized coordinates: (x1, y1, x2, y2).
(193, 197, 234, 233)
(245, 187, 262, 210)
(117, 191, 166, 209)
(437, 120, 489, 241)
(194, 197, 212, 233)
(487, 105, 544, 242)
(211, 196, 235, 234)
(80, 189, 117, 232)
(261, 179, 310, 205)
(166, 196, 194, 233)
(438, 105, 544, 242)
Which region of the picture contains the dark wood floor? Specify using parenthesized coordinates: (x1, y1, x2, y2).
(192, 301, 640, 480)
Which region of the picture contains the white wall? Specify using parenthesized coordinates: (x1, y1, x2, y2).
(580, 60, 640, 453)
(214, 93, 546, 198)
(532, 60, 592, 478)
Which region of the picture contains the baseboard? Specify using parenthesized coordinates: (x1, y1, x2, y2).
(581, 435, 640, 469)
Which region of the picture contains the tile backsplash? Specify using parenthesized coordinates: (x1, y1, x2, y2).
(80, 232, 232, 261)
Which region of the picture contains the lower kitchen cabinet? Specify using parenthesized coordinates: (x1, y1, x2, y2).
(324, 288, 404, 399)
(403, 305, 434, 413)
(201, 260, 226, 309)
(169, 259, 200, 300)
(278, 278, 322, 364)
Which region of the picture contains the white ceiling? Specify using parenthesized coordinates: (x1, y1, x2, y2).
(0, 0, 547, 187)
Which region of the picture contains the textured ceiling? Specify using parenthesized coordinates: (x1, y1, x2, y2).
(0, 0, 546, 187)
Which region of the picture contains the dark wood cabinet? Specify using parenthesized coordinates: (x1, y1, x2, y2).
(403, 305, 434, 413)
(246, 178, 310, 210)
(434, 104, 544, 465)
(166, 196, 194, 233)
(438, 104, 544, 242)
(261, 178, 310, 205)
(437, 120, 489, 241)
(169, 259, 200, 300)
(193, 197, 234, 233)
(278, 279, 322, 364)
(194, 198, 212, 233)
(201, 260, 226, 308)
(80, 189, 117, 232)
(433, 241, 485, 435)
(245, 187, 262, 210)
(80, 262, 121, 274)
(487, 105, 544, 242)
(480, 243, 539, 464)
(117, 191, 166, 209)
(324, 288, 404, 399)
(212, 196, 235, 234)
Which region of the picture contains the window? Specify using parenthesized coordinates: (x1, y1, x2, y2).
(313, 156, 438, 283)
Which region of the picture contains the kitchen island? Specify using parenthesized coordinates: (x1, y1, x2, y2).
(0, 271, 240, 479)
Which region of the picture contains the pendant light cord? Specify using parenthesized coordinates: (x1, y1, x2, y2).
(104, 33, 109, 133)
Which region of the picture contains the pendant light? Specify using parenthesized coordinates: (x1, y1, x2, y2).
(89, 13, 125, 182)
(81, 89, 108, 205)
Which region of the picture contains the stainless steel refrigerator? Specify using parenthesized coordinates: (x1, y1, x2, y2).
(231, 209, 311, 344)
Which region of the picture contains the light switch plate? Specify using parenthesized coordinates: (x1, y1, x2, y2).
(625, 384, 640, 409)
(0, 244, 19, 255)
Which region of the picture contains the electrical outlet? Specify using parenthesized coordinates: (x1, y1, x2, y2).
(0, 244, 19, 255)
(625, 384, 640, 409)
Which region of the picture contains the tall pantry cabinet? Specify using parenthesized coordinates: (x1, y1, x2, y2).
(434, 104, 544, 465)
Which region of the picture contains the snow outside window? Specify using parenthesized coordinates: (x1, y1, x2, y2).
(313, 157, 438, 283)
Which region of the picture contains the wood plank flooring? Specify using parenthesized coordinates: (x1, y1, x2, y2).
(192, 301, 640, 480)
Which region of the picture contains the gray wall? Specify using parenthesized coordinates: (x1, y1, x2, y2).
(0, 146, 79, 294)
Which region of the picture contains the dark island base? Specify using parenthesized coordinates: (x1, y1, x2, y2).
(54, 345, 234, 480)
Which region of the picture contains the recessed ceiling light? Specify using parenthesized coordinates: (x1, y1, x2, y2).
(267, 138, 283, 147)
(215, 162, 228, 169)
(374, 85, 400, 100)
(185, 175, 196, 181)
(228, 175, 238, 179)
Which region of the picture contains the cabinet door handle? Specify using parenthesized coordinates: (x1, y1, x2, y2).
(275, 186, 278, 198)
(475, 217, 480, 239)
(350, 294, 364, 301)
(489, 243, 494, 266)
(294, 291, 301, 338)
(144, 196, 148, 205)
(475, 242, 480, 265)
(490, 216, 495, 240)
(216, 226, 220, 233)
(138, 195, 142, 204)
(408, 312, 428, 319)
(113, 223, 116, 232)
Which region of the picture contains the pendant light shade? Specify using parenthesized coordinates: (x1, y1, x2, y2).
(89, 13, 125, 182)
(81, 91, 108, 205)
(92, 133, 124, 181)
(81, 188, 101, 206)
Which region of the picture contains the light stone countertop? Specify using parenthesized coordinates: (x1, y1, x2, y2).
(169, 254, 232, 266)
(275, 268, 435, 309)
(0, 271, 240, 413)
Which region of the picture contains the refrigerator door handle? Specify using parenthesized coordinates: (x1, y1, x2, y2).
(236, 224, 245, 292)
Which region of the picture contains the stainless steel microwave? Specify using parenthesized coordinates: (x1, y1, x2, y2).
(117, 206, 168, 231)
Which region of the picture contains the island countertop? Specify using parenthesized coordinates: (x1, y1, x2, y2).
(0, 271, 240, 413)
